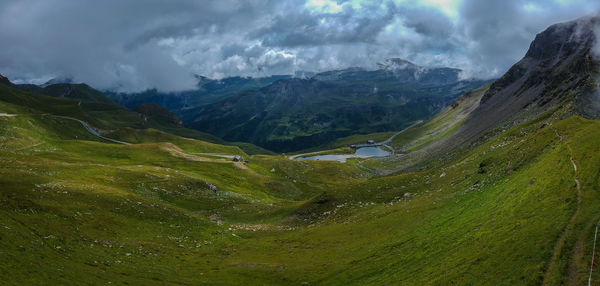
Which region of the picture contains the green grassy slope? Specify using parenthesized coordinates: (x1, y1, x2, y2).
(1, 15, 599, 282)
(301, 131, 396, 152)
(7, 80, 272, 155)
(3, 75, 600, 284)
(349, 85, 489, 174)
(105, 127, 245, 155)
(217, 114, 600, 285)
(389, 85, 490, 152)
(0, 103, 367, 283)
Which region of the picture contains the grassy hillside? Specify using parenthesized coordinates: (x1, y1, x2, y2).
(105, 128, 245, 155)
(1, 17, 600, 284)
(301, 130, 396, 152)
(7, 80, 272, 155)
(388, 85, 490, 152)
(3, 72, 600, 284)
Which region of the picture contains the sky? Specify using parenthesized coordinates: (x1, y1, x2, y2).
(0, 0, 598, 92)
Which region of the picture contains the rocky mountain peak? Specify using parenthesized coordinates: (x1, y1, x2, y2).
(377, 58, 418, 71)
(525, 15, 598, 63)
(480, 15, 599, 107)
(451, 15, 600, 149)
(41, 77, 74, 87)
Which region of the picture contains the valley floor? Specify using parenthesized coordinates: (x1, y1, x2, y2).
(2, 108, 600, 285)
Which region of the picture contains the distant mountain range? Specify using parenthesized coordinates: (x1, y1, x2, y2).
(106, 75, 293, 113)
(108, 59, 491, 152)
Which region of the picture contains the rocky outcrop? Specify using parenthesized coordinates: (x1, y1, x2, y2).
(457, 15, 600, 145)
(481, 16, 597, 106)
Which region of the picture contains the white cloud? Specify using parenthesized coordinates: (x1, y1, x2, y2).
(305, 0, 344, 13)
(0, 0, 598, 91)
(419, 0, 461, 18)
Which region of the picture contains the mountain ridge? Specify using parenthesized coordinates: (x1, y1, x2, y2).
(358, 15, 600, 175)
(469, 15, 598, 138)
(185, 61, 489, 152)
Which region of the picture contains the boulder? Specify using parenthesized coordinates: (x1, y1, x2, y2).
(206, 182, 218, 193)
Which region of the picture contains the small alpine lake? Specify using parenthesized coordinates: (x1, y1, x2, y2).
(296, 147, 390, 163)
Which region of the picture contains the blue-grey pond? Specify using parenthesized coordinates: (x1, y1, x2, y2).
(297, 147, 390, 163)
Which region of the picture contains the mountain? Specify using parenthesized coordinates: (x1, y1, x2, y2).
(360, 15, 600, 174)
(470, 17, 597, 133)
(314, 58, 462, 86)
(23, 83, 125, 111)
(3, 15, 600, 286)
(41, 77, 75, 87)
(185, 61, 489, 152)
(106, 75, 293, 113)
(472, 16, 598, 128)
(7, 80, 271, 154)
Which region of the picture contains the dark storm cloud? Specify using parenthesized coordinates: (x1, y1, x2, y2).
(0, 0, 598, 92)
(254, 3, 398, 47)
(0, 0, 282, 92)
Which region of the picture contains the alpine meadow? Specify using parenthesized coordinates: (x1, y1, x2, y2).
(2, 1, 600, 285)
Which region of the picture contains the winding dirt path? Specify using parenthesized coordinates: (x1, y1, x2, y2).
(543, 131, 581, 285)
